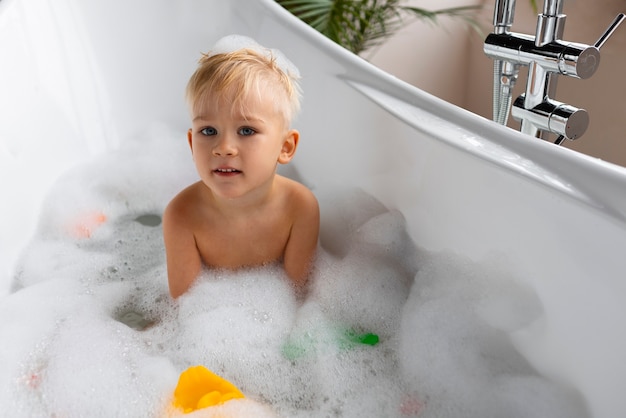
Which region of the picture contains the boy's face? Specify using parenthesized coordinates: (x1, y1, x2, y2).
(188, 86, 298, 202)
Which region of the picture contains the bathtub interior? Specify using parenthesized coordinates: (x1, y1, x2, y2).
(1, 0, 626, 417)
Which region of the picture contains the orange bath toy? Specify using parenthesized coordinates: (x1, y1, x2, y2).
(66, 210, 107, 238)
(172, 366, 245, 413)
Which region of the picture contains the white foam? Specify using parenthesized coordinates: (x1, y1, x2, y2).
(399, 251, 587, 418)
(211, 34, 301, 79)
(41, 306, 177, 417)
(169, 398, 278, 418)
(0, 126, 590, 417)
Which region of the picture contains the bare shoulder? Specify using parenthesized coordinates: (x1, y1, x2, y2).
(163, 182, 203, 226)
(276, 175, 318, 212)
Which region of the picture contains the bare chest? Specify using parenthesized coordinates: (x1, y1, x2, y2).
(194, 215, 292, 269)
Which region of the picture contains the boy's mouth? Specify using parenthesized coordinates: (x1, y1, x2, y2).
(214, 168, 241, 175)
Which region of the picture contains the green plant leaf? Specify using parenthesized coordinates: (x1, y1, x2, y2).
(276, 0, 482, 55)
(530, 0, 538, 14)
(401, 5, 483, 34)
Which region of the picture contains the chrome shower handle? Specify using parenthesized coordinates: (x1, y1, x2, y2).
(594, 13, 625, 49)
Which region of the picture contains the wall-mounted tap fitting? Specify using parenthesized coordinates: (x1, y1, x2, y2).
(484, 0, 624, 144)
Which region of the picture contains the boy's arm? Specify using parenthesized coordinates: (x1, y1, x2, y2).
(283, 187, 320, 290)
(163, 199, 203, 298)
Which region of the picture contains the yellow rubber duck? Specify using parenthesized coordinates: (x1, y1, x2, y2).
(168, 365, 277, 418)
(172, 366, 245, 413)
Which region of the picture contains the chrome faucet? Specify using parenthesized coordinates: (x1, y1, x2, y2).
(484, 0, 625, 144)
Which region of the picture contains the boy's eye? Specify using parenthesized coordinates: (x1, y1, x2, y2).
(238, 127, 256, 136)
(200, 127, 217, 136)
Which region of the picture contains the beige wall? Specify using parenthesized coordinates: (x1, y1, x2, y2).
(368, 0, 483, 106)
(369, 0, 626, 167)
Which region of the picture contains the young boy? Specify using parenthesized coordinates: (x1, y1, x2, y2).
(163, 38, 319, 298)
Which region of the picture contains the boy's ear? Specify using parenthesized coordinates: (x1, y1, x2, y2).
(278, 129, 299, 164)
(187, 129, 193, 152)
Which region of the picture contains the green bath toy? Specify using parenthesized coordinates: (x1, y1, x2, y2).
(282, 327, 379, 361)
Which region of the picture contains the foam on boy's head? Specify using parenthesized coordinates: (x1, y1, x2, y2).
(186, 35, 301, 126)
(210, 35, 300, 79)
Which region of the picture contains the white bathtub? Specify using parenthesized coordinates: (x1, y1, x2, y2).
(1, 0, 626, 416)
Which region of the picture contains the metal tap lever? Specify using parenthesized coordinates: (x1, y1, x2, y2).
(595, 13, 625, 49)
(556, 12, 624, 79)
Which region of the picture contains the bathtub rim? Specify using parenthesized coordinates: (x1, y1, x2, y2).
(260, 0, 626, 227)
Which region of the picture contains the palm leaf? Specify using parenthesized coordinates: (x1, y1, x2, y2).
(529, 0, 539, 14)
(276, 0, 482, 55)
(402, 5, 484, 36)
(277, 0, 333, 31)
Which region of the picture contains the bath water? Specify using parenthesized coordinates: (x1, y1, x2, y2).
(0, 127, 588, 417)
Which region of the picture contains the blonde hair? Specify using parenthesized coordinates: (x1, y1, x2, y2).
(186, 48, 301, 126)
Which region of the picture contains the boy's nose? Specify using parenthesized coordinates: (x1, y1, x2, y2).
(212, 135, 237, 156)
